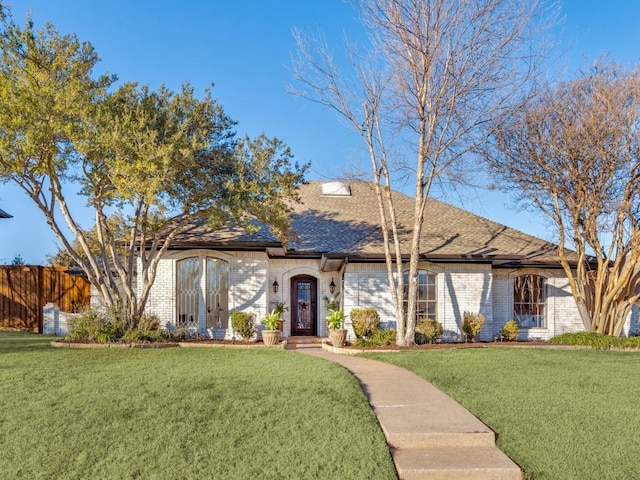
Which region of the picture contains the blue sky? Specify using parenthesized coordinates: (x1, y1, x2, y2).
(1, 0, 640, 264)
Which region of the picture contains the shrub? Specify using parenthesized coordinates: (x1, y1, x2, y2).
(415, 319, 442, 344)
(94, 322, 122, 344)
(548, 332, 640, 350)
(124, 314, 168, 342)
(354, 328, 396, 347)
(374, 328, 396, 346)
(65, 307, 124, 343)
(122, 329, 142, 343)
(501, 320, 519, 341)
(171, 327, 187, 341)
(231, 311, 256, 341)
(138, 313, 161, 332)
(350, 307, 381, 339)
(65, 309, 173, 343)
(621, 336, 640, 349)
(122, 325, 170, 343)
(65, 309, 102, 342)
(462, 311, 485, 342)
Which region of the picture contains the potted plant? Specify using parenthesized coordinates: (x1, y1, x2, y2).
(272, 301, 287, 332)
(262, 309, 282, 346)
(323, 292, 340, 311)
(326, 309, 347, 347)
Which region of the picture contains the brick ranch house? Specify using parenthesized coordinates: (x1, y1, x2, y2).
(140, 181, 638, 342)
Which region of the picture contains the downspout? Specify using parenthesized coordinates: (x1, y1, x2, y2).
(339, 257, 349, 310)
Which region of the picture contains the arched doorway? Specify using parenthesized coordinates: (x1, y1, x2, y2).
(290, 275, 317, 336)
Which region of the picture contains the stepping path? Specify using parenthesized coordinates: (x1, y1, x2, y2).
(292, 341, 522, 480)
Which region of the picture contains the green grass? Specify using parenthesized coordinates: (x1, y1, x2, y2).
(0, 332, 396, 479)
(362, 348, 640, 480)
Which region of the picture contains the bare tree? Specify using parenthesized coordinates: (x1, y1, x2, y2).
(291, 0, 554, 345)
(485, 60, 640, 336)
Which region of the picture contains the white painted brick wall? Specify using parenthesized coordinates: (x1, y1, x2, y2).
(268, 258, 335, 338)
(492, 268, 583, 341)
(344, 263, 394, 341)
(343, 262, 492, 341)
(439, 264, 493, 341)
(139, 251, 637, 343)
(140, 250, 269, 339)
(42, 303, 81, 336)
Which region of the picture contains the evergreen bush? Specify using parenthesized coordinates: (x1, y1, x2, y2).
(350, 307, 381, 339)
(231, 311, 256, 341)
(415, 318, 443, 344)
(462, 311, 485, 342)
(501, 320, 519, 341)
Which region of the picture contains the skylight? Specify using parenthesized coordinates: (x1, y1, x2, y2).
(321, 182, 351, 196)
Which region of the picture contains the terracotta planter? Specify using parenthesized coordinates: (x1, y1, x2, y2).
(329, 328, 347, 347)
(276, 320, 284, 332)
(262, 330, 281, 346)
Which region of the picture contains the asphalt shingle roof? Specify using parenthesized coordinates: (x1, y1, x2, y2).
(171, 181, 565, 265)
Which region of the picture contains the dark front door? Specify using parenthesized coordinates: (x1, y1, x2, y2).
(291, 275, 317, 336)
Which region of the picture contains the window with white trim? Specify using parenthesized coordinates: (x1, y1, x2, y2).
(403, 270, 437, 321)
(513, 274, 546, 328)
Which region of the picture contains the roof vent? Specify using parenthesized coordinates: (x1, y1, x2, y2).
(322, 182, 351, 196)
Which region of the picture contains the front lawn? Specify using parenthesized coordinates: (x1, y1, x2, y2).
(0, 332, 396, 479)
(362, 347, 640, 480)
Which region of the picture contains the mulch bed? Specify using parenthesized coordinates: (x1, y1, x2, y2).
(339, 340, 551, 351)
(50, 339, 282, 349)
(50, 340, 180, 349)
(50, 338, 596, 351)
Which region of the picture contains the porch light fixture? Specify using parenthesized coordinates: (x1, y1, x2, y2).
(272, 279, 279, 294)
(329, 278, 336, 294)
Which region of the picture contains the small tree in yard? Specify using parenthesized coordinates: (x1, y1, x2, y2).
(484, 60, 640, 336)
(462, 311, 484, 342)
(0, 6, 307, 330)
(292, 0, 556, 345)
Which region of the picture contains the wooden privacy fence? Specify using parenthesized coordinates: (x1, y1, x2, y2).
(0, 266, 90, 332)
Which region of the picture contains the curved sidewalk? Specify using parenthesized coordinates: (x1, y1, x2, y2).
(298, 345, 522, 480)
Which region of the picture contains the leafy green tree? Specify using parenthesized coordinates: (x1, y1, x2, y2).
(0, 5, 307, 328)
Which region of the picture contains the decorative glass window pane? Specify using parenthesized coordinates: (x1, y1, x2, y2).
(206, 257, 229, 330)
(296, 281, 312, 330)
(513, 274, 546, 328)
(177, 257, 200, 329)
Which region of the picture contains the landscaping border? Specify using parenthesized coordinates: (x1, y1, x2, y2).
(50, 340, 285, 349)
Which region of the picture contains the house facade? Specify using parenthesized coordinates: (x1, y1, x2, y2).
(140, 181, 637, 341)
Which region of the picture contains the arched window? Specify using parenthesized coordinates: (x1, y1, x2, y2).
(205, 257, 229, 330)
(513, 274, 546, 328)
(403, 270, 437, 321)
(176, 256, 229, 333)
(177, 257, 200, 329)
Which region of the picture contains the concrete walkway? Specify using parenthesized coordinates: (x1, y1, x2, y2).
(296, 344, 522, 480)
